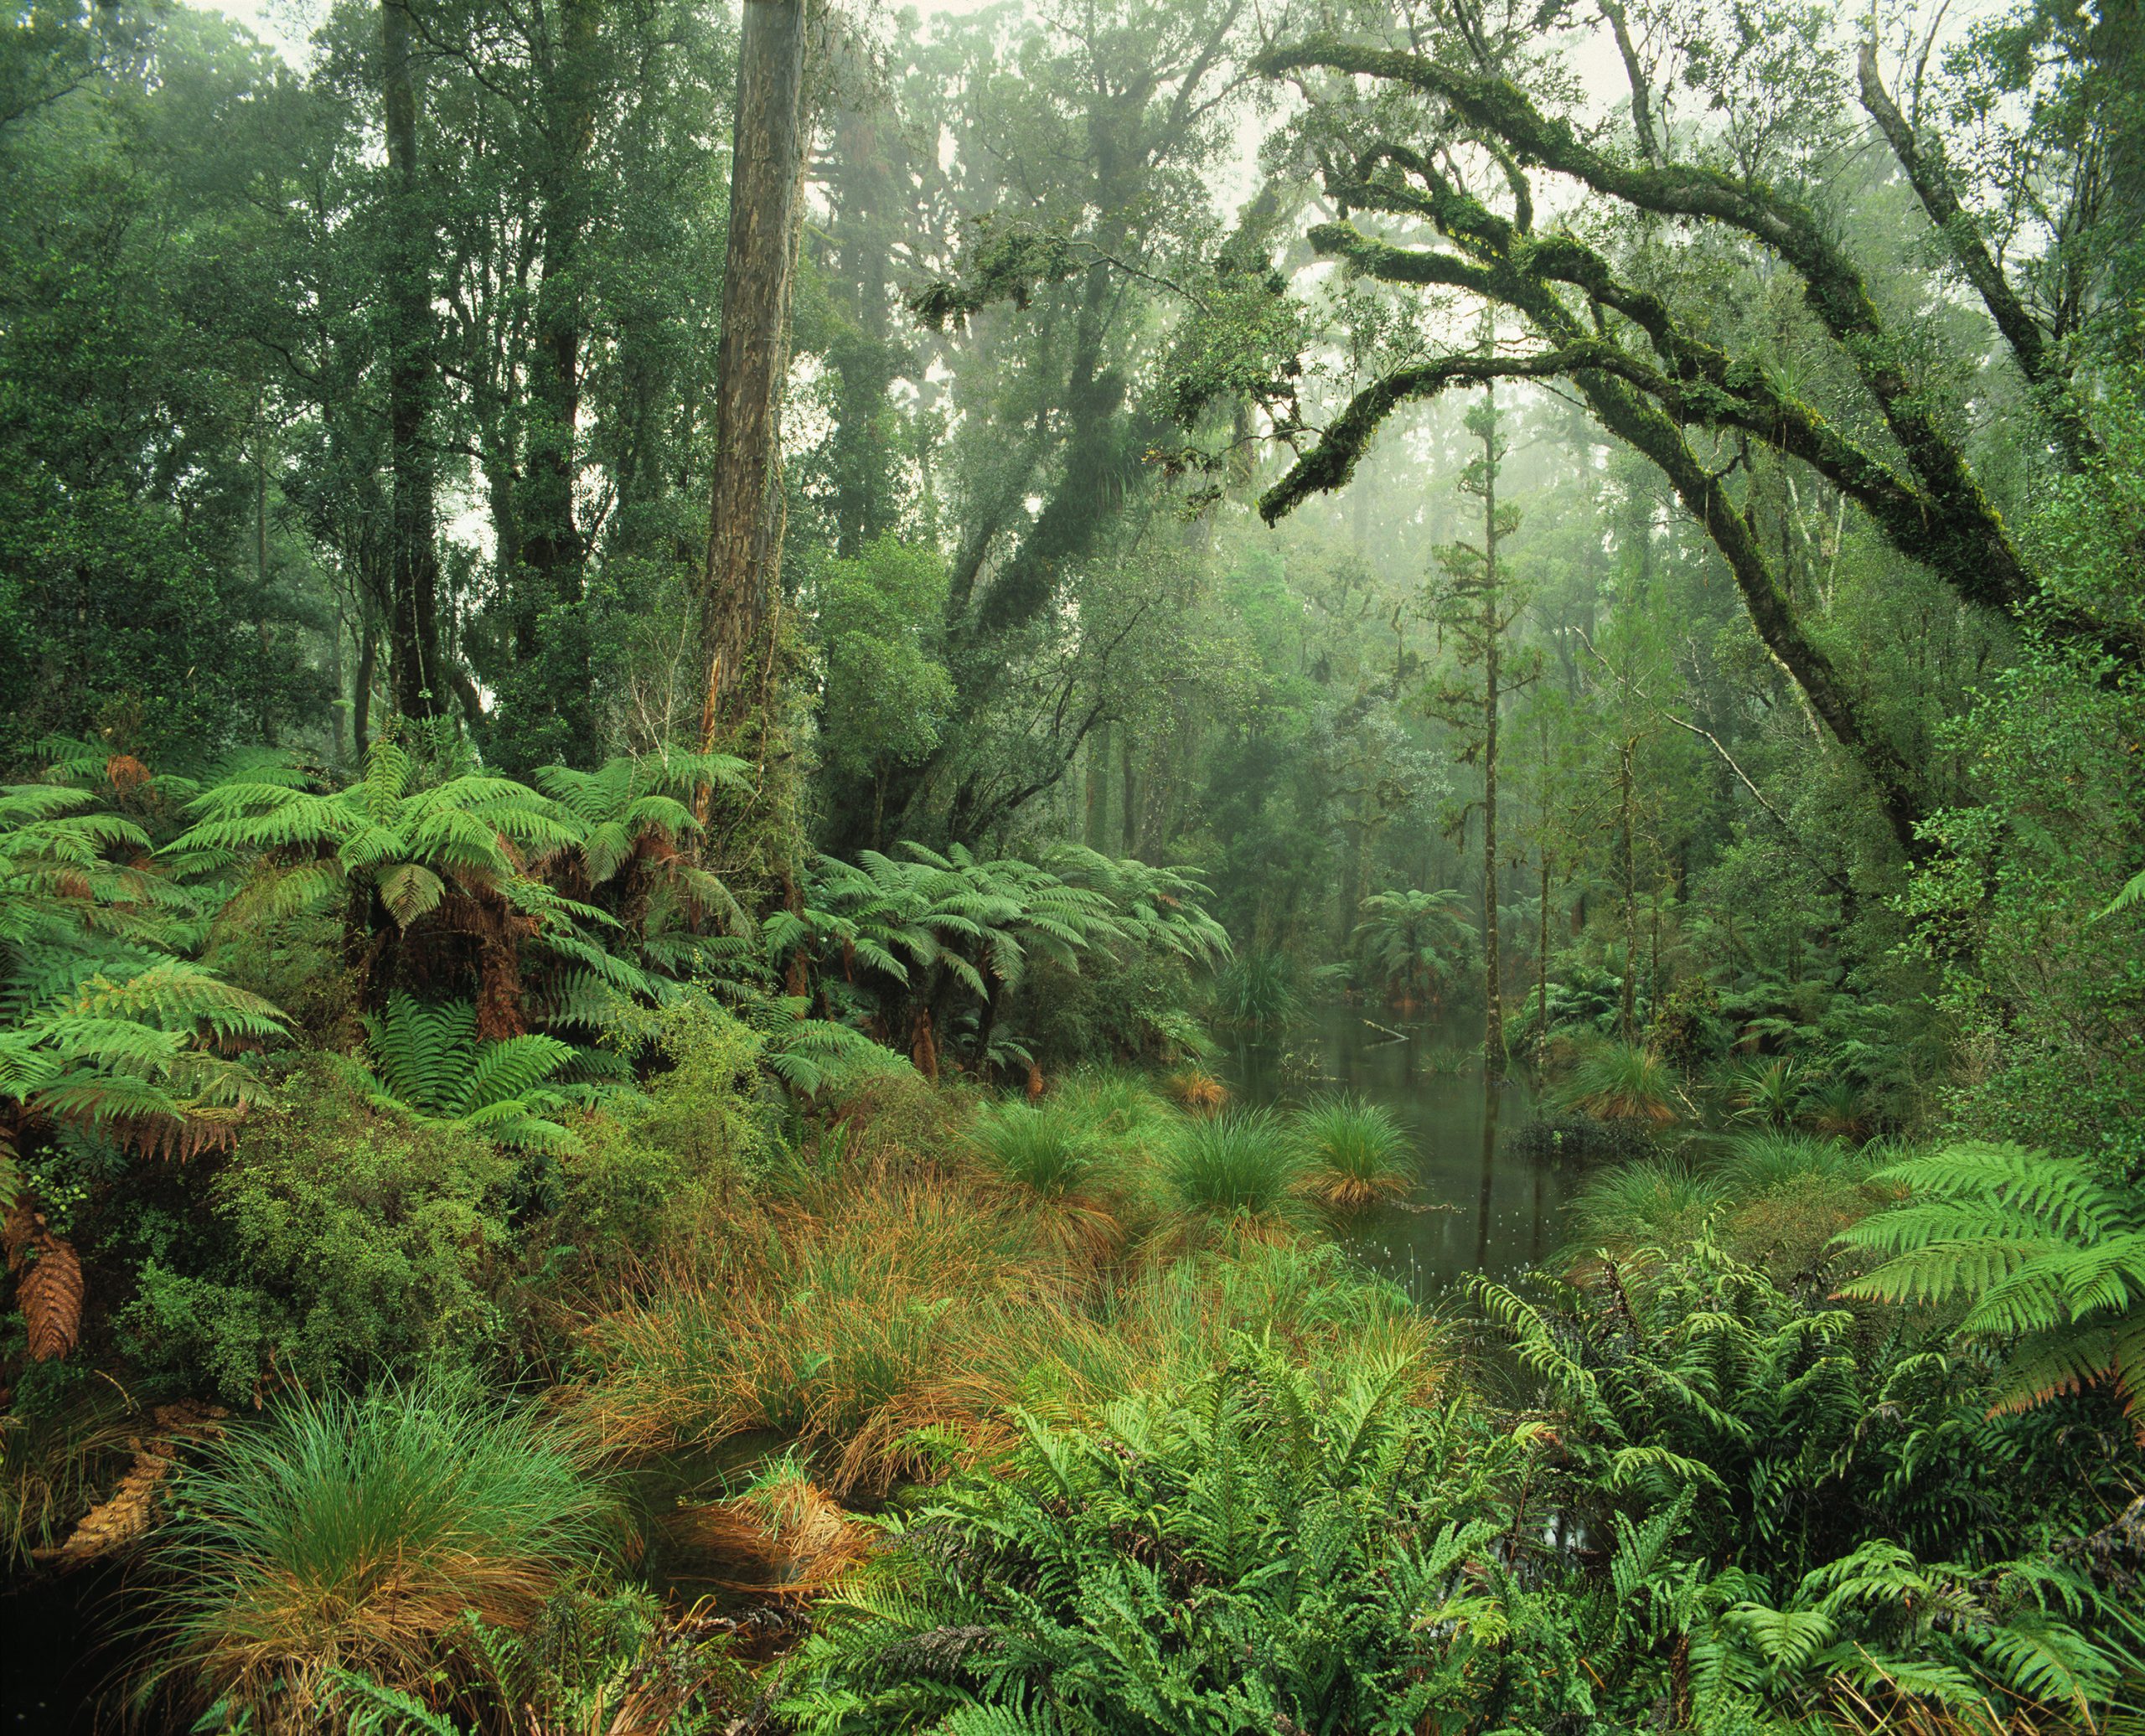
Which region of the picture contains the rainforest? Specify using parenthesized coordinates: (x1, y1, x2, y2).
(1, 0, 2141, 1728)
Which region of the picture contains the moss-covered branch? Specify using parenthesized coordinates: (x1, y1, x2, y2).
(1856, 41, 2098, 470)
(1259, 344, 1613, 524)
(1255, 34, 2039, 623)
(1267, 217, 1930, 856)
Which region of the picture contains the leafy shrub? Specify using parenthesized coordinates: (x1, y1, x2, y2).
(624, 999, 776, 1179)
(1161, 1108, 1305, 1239)
(792, 844, 1225, 1078)
(143, 1377, 616, 1721)
(810, 1057, 969, 1177)
(1292, 1092, 1411, 1208)
(121, 1067, 517, 1404)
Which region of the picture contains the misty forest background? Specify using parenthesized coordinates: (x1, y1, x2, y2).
(1, 0, 2142, 1729)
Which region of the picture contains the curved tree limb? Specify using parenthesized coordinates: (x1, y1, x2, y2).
(1255, 34, 2039, 621)
(1856, 39, 2097, 468)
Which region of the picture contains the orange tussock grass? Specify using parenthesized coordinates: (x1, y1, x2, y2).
(579, 1178, 1090, 1495)
(666, 1468, 867, 1597)
(1165, 1068, 1229, 1114)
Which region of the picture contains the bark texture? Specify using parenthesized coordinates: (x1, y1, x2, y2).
(696, 0, 807, 761)
(380, 0, 445, 720)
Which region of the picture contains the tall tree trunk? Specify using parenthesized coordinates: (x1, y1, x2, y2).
(1535, 850, 1550, 1065)
(1480, 382, 1506, 1073)
(1085, 721, 1112, 849)
(380, 0, 445, 721)
(354, 623, 379, 758)
(1619, 738, 1639, 1040)
(1119, 733, 1140, 858)
(506, 0, 601, 757)
(695, 0, 807, 788)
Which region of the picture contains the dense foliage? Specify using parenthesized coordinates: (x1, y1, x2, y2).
(2, 0, 2139, 1728)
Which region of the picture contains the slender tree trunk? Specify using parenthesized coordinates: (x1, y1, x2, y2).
(380, 0, 445, 721)
(1085, 721, 1111, 850)
(1619, 738, 1639, 1040)
(512, 0, 599, 754)
(1481, 387, 1506, 1072)
(354, 623, 380, 758)
(1535, 851, 1550, 1065)
(695, 0, 807, 791)
(1119, 734, 1140, 859)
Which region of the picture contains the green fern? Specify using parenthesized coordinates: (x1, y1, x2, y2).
(792, 842, 1227, 1076)
(783, 1345, 1530, 1736)
(1, 772, 287, 1206)
(1836, 1142, 2145, 1434)
(170, 738, 607, 1030)
(348, 995, 587, 1153)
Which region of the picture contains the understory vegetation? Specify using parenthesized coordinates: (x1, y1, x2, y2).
(3, 0, 2142, 1728)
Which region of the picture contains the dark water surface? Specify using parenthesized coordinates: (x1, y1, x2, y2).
(1222, 1005, 1579, 1298)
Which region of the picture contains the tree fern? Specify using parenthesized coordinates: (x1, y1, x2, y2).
(1836, 1143, 2145, 1434)
(170, 738, 601, 1035)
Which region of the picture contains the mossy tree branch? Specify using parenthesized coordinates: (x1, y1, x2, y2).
(1261, 202, 1930, 854)
(1255, 34, 2045, 627)
(1855, 40, 2098, 470)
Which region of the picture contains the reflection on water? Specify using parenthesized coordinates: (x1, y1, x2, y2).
(1222, 1004, 1576, 1298)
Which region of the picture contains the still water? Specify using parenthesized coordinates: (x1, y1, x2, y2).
(1222, 1005, 1579, 1298)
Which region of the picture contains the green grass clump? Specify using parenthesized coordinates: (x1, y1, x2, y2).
(1561, 1040, 1680, 1125)
(1161, 1108, 1306, 1238)
(970, 1098, 1107, 1201)
(1051, 1067, 1179, 1152)
(146, 1379, 615, 1718)
(1715, 1131, 1871, 1194)
(1567, 1134, 1894, 1278)
(1293, 1093, 1412, 1208)
(1566, 1155, 1728, 1253)
(969, 1097, 1135, 1258)
(1718, 1054, 1801, 1128)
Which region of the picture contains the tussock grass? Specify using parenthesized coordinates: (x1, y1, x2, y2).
(1164, 1067, 1229, 1114)
(1718, 1055, 1801, 1128)
(1161, 1108, 1309, 1242)
(1292, 1093, 1412, 1208)
(144, 1379, 614, 1720)
(969, 1098, 1128, 1258)
(1567, 1155, 1728, 1253)
(581, 1181, 1087, 1493)
(1715, 1131, 1874, 1194)
(1561, 1041, 1681, 1126)
(581, 1149, 1450, 1496)
(1566, 1132, 1899, 1278)
(1051, 1069, 1183, 1171)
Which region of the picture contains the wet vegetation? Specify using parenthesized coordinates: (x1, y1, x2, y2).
(2, 0, 2142, 1728)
